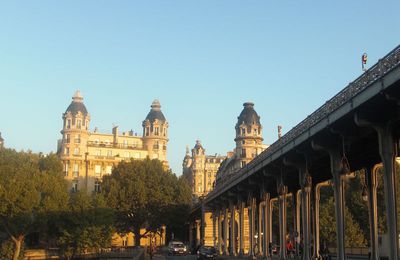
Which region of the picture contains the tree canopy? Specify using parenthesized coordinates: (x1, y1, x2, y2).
(102, 158, 191, 245)
(0, 149, 69, 260)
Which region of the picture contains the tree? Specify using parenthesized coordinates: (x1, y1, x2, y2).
(102, 158, 192, 245)
(319, 196, 366, 247)
(54, 192, 115, 259)
(164, 176, 192, 242)
(0, 149, 69, 260)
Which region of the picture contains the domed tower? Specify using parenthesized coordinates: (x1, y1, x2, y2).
(182, 145, 192, 175)
(191, 140, 206, 196)
(59, 91, 91, 188)
(142, 100, 169, 165)
(234, 102, 264, 168)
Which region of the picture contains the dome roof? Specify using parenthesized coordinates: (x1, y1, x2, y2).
(194, 140, 203, 150)
(65, 90, 88, 116)
(145, 100, 166, 123)
(236, 102, 261, 127)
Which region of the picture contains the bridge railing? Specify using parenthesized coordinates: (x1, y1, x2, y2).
(210, 44, 400, 200)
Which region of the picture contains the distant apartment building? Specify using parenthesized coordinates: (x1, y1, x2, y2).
(186, 102, 268, 248)
(57, 90, 168, 247)
(182, 140, 226, 200)
(183, 102, 268, 200)
(57, 90, 169, 193)
(215, 102, 268, 185)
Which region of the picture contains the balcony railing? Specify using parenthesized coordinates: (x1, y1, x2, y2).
(87, 141, 143, 150)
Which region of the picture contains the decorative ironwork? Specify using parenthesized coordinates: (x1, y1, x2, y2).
(209, 44, 400, 200)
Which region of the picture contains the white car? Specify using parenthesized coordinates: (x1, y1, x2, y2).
(168, 241, 188, 255)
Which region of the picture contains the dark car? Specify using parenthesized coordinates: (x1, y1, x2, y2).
(197, 246, 217, 260)
(168, 241, 188, 255)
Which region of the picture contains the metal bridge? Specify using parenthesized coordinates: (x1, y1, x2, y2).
(189, 44, 400, 260)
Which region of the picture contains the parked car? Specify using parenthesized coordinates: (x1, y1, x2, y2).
(197, 245, 217, 260)
(168, 241, 188, 255)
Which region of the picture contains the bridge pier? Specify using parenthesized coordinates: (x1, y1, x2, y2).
(212, 210, 217, 248)
(302, 174, 312, 260)
(355, 113, 400, 260)
(262, 192, 271, 259)
(248, 195, 256, 257)
(258, 201, 263, 256)
(218, 209, 223, 254)
(365, 165, 380, 260)
(278, 182, 288, 260)
(238, 199, 245, 256)
(294, 190, 301, 257)
(312, 139, 346, 260)
(312, 181, 331, 260)
(230, 200, 237, 256)
(377, 125, 399, 260)
(223, 206, 229, 255)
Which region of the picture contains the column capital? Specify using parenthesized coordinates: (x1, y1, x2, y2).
(278, 183, 288, 197)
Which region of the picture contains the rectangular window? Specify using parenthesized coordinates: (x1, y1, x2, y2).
(107, 150, 112, 157)
(65, 134, 70, 143)
(146, 127, 150, 136)
(64, 147, 69, 155)
(105, 166, 112, 175)
(94, 180, 101, 192)
(95, 149, 101, 156)
(155, 127, 159, 135)
(67, 119, 71, 129)
(73, 164, 79, 177)
(74, 134, 81, 143)
(74, 148, 80, 155)
(72, 180, 78, 192)
(64, 162, 69, 176)
(77, 120, 82, 129)
(152, 154, 158, 159)
(95, 165, 101, 176)
(123, 140, 128, 148)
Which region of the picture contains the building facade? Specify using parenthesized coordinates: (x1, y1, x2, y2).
(189, 102, 267, 250)
(57, 90, 169, 193)
(216, 102, 268, 184)
(182, 140, 226, 200)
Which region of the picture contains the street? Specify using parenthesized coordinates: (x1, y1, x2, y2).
(149, 255, 197, 260)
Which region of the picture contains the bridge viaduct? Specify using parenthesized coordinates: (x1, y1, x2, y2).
(189, 45, 400, 260)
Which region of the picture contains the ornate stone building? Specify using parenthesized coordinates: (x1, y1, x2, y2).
(57, 90, 168, 247)
(189, 102, 268, 250)
(182, 140, 226, 200)
(216, 102, 268, 184)
(57, 90, 169, 193)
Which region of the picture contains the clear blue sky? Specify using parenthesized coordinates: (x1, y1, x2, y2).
(1, 1, 399, 175)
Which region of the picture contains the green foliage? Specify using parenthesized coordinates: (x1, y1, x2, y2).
(320, 196, 367, 247)
(102, 158, 192, 244)
(55, 191, 115, 258)
(0, 149, 68, 259)
(0, 239, 24, 260)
